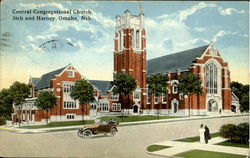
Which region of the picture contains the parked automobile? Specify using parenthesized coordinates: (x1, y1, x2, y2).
(77, 119, 119, 139)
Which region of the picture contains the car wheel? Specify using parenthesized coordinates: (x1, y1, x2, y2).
(83, 129, 92, 139)
(77, 128, 84, 138)
(110, 128, 117, 137)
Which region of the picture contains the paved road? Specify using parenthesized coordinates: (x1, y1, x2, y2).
(0, 115, 248, 158)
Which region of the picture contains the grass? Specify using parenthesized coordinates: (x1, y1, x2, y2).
(20, 120, 94, 129)
(146, 145, 172, 152)
(175, 149, 246, 158)
(99, 115, 181, 123)
(216, 141, 249, 148)
(20, 115, 181, 129)
(175, 132, 220, 142)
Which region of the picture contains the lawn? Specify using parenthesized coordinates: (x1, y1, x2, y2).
(20, 115, 180, 129)
(99, 115, 180, 123)
(175, 132, 220, 142)
(216, 141, 249, 148)
(175, 149, 246, 158)
(20, 120, 94, 129)
(146, 145, 172, 152)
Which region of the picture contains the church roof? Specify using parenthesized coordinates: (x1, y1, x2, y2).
(147, 45, 209, 75)
(35, 66, 67, 90)
(30, 77, 41, 87)
(89, 80, 112, 96)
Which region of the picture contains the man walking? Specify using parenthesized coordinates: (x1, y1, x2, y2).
(204, 125, 211, 144)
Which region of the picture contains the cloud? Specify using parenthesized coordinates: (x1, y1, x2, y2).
(19, 2, 67, 10)
(218, 7, 246, 16)
(212, 30, 247, 42)
(178, 2, 216, 21)
(193, 27, 206, 32)
(157, 2, 217, 22)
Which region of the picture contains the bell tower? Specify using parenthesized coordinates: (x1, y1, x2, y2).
(113, 9, 147, 111)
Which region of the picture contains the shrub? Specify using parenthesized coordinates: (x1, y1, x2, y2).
(235, 123, 249, 144)
(220, 123, 249, 144)
(220, 124, 237, 142)
(0, 117, 6, 126)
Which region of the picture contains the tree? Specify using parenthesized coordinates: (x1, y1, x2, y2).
(178, 73, 203, 116)
(36, 91, 57, 125)
(231, 81, 249, 112)
(70, 79, 94, 123)
(112, 73, 137, 116)
(0, 88, 13, 120)
(148, 74, 168, 118)
(9, 82, 30, 126)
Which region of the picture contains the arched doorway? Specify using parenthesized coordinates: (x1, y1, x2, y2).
(133, 105, 138, 113)
(207, 99, 218, 112)
(171, 99, 179, 114)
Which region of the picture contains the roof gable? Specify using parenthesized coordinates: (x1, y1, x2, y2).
(147, 45, 209, 75)
(89, 80, 112, 96)
(30, 77, 40, 87)
(35, 66, 67, 90)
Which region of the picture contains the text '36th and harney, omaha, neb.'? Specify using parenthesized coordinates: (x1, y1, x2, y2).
(12, 9, 93, 21)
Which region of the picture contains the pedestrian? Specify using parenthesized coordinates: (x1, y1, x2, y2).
(199, 124, 205, 144)
(204, 125, 211, 144)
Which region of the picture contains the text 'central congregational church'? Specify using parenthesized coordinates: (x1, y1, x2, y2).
(13, 9, 240, 123)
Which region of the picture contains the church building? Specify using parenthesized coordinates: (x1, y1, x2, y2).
(12, 10, 240, 123)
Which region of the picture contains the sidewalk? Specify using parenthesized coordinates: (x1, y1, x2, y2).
(148, 137, 249, 157)
(0, 113, 248, 134)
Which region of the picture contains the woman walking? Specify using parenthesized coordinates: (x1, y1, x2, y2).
(199, 124, 205, 144)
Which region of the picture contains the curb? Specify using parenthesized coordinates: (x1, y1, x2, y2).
(1, 114, 248, 134)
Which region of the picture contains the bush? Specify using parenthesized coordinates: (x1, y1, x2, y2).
(220, 124, 237, 142)
(235, 123, 249, 144)
(220, 123, 249, 144)
(0, 117, 6, 126)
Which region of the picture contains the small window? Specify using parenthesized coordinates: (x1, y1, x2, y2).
(112, 103, 117, 111)
(117, 103, 121, 111)
(173, 84, 178, 94)
(66, 114, 75, 120)
(68, 71, 74, 77)
(134, 92, 140, 100)
(154, 96, 158, 104)
(179, 93, 184, 100)
(162, 93, 167, 103)
(147, 95, 151, 104)
(111, 94, 119, 101)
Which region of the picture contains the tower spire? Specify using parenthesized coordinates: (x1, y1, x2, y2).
(138, 0, 142, 14)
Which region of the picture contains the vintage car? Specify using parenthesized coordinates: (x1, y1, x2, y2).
(77, 120, 119, 139)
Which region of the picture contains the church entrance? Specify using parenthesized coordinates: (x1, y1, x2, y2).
(171, 99, 179, 114)
(133, 105, 138, 113)
(133, 104, 141, 114)
(207, 99, 218, 112)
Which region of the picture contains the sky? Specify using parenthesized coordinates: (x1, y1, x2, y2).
(0, 1, 249, 89)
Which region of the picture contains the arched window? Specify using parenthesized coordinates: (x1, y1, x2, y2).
(206, 63, 217, 94)
(119, 31, 122, 50)
(131, 29, 134, 47)
(136, 30, 140, 48)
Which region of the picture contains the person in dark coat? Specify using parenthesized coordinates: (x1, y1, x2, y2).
(204, 125, 211, 144)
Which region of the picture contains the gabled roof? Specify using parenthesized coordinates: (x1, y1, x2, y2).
(30, 77, 41, 87)
(147, 45, 209, 75)
(89, 80, 112, 96)
(35, 66, 67, 90)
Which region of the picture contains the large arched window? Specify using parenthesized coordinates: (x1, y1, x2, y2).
(136, 30, 140, 48)
(119, 31, 122, 50)
(206, 63, 217, 94)
(131, 29, 134, 47)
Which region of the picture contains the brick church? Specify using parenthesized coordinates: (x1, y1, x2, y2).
(13, 10, 240, 123)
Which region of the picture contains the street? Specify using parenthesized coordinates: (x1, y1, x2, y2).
(0, 115, 248, 158)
